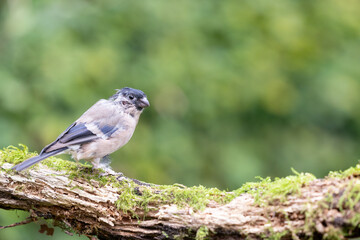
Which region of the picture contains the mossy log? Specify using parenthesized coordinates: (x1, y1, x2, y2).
(1, 146, 360, 239)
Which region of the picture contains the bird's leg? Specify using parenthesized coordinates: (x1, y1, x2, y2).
(92, 155, 124, 177)
(98, 155, 111, 169)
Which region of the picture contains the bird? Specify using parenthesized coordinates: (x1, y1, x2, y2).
(12, 87, 150, 173)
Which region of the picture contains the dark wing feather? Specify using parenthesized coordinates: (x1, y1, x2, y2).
(59, 123, 95, 143)
(98, 124, 118, 137)
(41, 122, 99, 154)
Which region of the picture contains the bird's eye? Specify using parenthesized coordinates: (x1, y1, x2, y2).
(129, 95, 134, 100)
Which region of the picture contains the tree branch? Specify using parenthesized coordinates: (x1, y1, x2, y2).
(1, 160, 360, 239)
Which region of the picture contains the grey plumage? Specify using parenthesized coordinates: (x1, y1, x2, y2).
(12, 87, 150, 172)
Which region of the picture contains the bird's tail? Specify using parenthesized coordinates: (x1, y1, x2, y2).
(12, 148, 65, 171)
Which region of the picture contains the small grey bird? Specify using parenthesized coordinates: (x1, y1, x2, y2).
(12, 87, 150, 172)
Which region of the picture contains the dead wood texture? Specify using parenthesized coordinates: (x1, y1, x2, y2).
(1, 163, 360, 240)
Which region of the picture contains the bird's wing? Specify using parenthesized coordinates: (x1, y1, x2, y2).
(41, 100, 126, 153)
(41, 122, 99, 153)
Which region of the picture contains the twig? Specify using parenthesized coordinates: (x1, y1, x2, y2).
(0, 217, 37, 229)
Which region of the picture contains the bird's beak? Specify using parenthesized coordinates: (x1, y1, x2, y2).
(136, 97, 150, 108)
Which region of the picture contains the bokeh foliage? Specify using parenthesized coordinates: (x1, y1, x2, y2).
(1, 1, 360, 237)
(2, 0, 360, 188)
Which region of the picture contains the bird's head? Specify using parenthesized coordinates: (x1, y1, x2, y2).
(110, 87, 150, 113)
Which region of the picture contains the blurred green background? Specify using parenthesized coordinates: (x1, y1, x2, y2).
(1, 0, 360, 238)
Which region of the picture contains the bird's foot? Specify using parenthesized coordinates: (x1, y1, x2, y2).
(97, 167, 124, 177)
(117, 175, 157, 187)
(93, 166, 155, 187)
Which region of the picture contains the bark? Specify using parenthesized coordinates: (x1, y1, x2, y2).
(0, 162, 360, 240)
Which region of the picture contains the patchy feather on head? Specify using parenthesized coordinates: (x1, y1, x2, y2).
(110, 87, 150, 111)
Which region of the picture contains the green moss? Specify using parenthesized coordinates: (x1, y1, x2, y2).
(262, 228, 289, 240)
(113, 168, 315, 220)
(323, 226, 345, 240)
(173, 232, 188, 240)
(161, 231, 169, 238)
(349, 212, 360, 227)
(308, 169, 360, 239)
(115, 182, 234, 217)
(0, 144, 36, 166)
(70, 185, 84, 191)
(233, 168, 316, 205)
(195, 226, 209, 240)
(328, 164, 360, 179)
(159, 184, 233, 210)
(0, 145, 117, 187)
(115, 180, 139, 215)
(334, 179, 360, 214)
